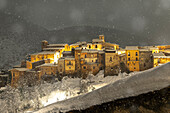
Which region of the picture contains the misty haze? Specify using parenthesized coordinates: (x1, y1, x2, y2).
(0, 0, 170, 113)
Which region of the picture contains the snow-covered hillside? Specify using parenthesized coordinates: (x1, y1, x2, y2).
(34, 62, 170, 113)
(0, 63, 169, 113)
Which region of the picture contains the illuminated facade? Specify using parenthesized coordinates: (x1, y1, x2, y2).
(126, 46, 140, 72)
(153, 52, 170, 67)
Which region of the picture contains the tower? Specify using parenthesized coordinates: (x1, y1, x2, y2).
(41, 40, 48, 51)
(99, 35, 105, 42)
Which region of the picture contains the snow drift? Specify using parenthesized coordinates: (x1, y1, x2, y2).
(34, 62, 170, 113)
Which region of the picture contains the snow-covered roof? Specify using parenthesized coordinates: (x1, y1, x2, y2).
(0, 74, 9, 77)
(11, 68, 29, 72)
(75, 47, 82, 50)
(139, 49, 150, 51)
(119, 53, 126, 57)
(31, 51, 56, 55)
(92, 39, 104, 43)
(36, 63, 58, 67)
(125, 46, 139, 50)
(70, 43, 81, 46)
(43, 47, 65, 51)
(47, 44, 68, 47)
(81, 49, 99, 53)
(153, 52, 165, 57)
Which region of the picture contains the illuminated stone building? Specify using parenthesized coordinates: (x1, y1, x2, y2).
(10, 68, 29, 86)
(80, 49, 101, 78)
(58, 57, 76, 77)
(139, 49, 153, 71)
(126, 46, 154, 72)
(126, 46, 140, 72)
(35, 63, 58, 78)
(104, 49, 120, 76)
(153, 52, 170, 67)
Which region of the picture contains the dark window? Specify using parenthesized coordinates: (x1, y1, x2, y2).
(134, 67, 136, 69)
(92, 60, 93, 62)
(60, 69, 62, 72)
(85, 54, 87, 58)
(110, 57, 112, 61)
(128, 58, 130, 61)
(144, 63, 146, 67)
(84, 66, 86, 69)
(96, 59, 98, 63)
(136, 52, 138, 56)
(69, 61, 71, 65)
(128, 52, 130, 56)
(136, 57, 138, 61)
(89, 45, 91, 48)
(95, 45, 98, 48)
(13, 73, 15, 80)
(93, 66, 95, 69)
(69, 67, 71, 69)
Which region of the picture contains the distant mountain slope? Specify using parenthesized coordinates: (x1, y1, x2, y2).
(0, 12, 50, 70)
(48, 26, 142, 46)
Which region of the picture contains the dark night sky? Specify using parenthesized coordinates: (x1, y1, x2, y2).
(0, 0, 170, 43)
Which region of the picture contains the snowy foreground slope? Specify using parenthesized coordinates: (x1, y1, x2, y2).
(34, 62, 170, 113)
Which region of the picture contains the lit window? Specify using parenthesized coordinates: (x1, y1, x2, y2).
(128, 52, 130, 56)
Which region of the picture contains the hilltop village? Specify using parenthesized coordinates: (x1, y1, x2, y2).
(0, 35, 170, 87)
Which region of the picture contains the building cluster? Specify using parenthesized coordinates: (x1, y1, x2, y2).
(7, 35, 170, 87)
